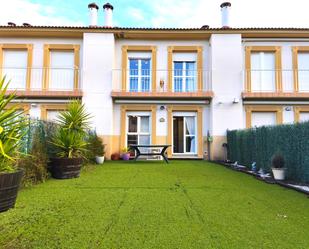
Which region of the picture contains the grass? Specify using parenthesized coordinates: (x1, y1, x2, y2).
(1, 160, 309, 249)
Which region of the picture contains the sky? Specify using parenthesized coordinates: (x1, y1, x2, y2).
(1, 0, 309, 28)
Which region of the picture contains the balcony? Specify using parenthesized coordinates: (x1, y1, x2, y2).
(1, 67, 82, 98)
(243, 69, 309, 100)
(111, 69, 213, 100)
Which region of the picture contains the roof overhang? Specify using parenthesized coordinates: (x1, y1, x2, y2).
(2, 26, 309, 39)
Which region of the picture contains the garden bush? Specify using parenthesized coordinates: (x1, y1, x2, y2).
(227, 122, 309, 183)
(85, 130, 105, 163)
(18, 126, 49, 187)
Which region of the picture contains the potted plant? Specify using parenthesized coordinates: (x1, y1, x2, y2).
(49, 100, 91, 179)
(0, 77, 28, 212)
(271, 152, 286, 180)
(86, 131, 105, 164)
(111, 153, 120, 161)
(121, 147, 131, 161)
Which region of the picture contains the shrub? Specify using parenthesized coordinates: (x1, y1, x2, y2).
(85, 131, 105, 162)
(0, 77, 28, 173)
(271, 153, 285, 169)
(18, 127, 49, 187)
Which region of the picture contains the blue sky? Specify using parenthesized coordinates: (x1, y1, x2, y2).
(1, 0, 309, 28)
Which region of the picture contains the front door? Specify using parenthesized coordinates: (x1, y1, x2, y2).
(172, 114, 196, 154)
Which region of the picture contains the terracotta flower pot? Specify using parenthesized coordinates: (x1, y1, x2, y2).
(0, 169, 24, 212)
(49, 158, 83, 179)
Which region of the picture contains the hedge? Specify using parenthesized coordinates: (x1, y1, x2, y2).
(227, 122, 309, 184)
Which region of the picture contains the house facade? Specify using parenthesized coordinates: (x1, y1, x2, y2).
(1, 2, 309, 160)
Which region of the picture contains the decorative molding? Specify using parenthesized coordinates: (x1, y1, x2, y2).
(43, 44, 80, 91)
(6, 103, 30, 114)
(291, 46, 309, 93)
(245, 105, 283, 128)
(121, 45, 157, 92)
(41, 104, 68, 120)
(0, 44, 33, 90)
(167, 46, 203, 92)
(294, 106, 309, 122)
(245, 46, 282, 93)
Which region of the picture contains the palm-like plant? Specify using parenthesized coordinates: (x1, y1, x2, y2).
(57, 100, 91, 134)
(50, 100, 91, 159)
(0, 77, 28, 173)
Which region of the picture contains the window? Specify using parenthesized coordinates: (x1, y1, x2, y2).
(173, 62, 196, 92)
(128, 58, 151, 92)
(251, 52, 276, 92)
(50, 51, 75, 90)
(245, 106, 283, 128)
(127, 114, 151, 146)
(299, 112, 309, 122)
(297, 52, 309, 92)
(251, 112, 277, 127)
(41, 105, 67, 121)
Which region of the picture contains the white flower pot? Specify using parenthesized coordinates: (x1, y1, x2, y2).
(272, 168, 286, 180)
(95, 156, 105, 164)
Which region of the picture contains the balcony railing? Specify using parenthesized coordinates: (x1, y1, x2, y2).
(111, 69, 212, 97)
(245, 69, 309, 93)
(0, 67, 81, 93)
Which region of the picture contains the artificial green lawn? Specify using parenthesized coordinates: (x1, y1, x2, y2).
(1, 161, 309, 249)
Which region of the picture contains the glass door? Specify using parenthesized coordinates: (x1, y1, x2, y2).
(128, 59, 151, 92)
(173, 115, 196, 154)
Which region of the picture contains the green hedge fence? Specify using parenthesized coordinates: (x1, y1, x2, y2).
(227, 122, 309, 184)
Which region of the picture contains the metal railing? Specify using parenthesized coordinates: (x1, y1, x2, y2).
(0, 67, 80, 91)
(112, 69, 211, 93)
(245, 69, 309, 92)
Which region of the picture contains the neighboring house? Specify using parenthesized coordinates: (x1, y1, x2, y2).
(1, 2, 309, 160)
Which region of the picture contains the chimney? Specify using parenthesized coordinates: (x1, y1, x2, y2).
(103, 3, 114, 27)
(220, 2, 231, 28)
(88, 3, 99, 26)
(7, 22, 16, 27)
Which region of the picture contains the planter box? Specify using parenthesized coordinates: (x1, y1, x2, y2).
(272, 168, 286, 181)
(95, 156, 105, 164)
(0, 170, 23, 212)
(49, 158, 83, 179)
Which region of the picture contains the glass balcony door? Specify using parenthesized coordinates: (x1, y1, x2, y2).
(49, 51, 75, 91)
(251, 52, 276, 92)
(298, 52, 309, 92)
(2, 50, 28, 90)
(173, 61, 197, 92)
(128, 58, 151, 92)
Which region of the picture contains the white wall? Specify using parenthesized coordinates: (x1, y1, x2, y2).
(210, 34, 243, 136)
(82, 33, 115, 135)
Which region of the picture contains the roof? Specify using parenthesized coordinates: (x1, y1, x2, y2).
(2, 25, 309, 39)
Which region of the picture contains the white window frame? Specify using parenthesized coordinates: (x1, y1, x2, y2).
(172, 112, 197, 155)
(172, 61, 197, 92)
(127, 57, 152, 92)
(126, 112, 151, 147)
